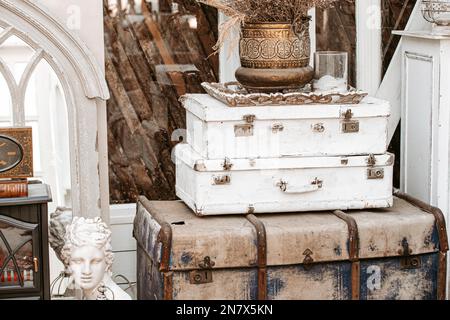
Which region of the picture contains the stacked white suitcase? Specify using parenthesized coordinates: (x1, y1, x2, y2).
(175, 93, 393, 216)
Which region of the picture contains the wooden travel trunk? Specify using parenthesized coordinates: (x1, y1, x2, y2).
(133, 192, 448, 300)
(182, 94, 390, 159)
(175, 143, 394, 215)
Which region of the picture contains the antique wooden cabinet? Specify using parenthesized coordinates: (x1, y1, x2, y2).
(393, 30, 450, 226)
(0, 184, 52, 300)
(134, 191, 448, 300)
(394, 31, 450, 294)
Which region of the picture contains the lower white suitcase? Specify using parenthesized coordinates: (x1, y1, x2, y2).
(175, 143, 394, 216)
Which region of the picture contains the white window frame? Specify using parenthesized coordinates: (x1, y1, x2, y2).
(0, 0, 110, 221)
(356, 0, 382, 96)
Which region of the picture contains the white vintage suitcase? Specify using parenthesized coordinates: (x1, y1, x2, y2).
(181, 94, 391, 159)
(175, 143, 394, 216)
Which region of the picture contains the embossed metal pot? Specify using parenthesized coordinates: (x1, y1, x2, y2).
(235, 22, 314, 92)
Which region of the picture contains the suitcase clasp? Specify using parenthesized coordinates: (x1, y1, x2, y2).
(190, 256, 215, 285)
(222, 158, 233, 171)
(272, 123, 285, 133)
(366, 154, 377, 167)
(399, 239, 422, 270)
(235, 115, 256, 137)
(312, 123, 325, 133)
(341, 109, 359, 133)
(367, 168, 384, 180)
(303, 249, 314, 270)
(213, 175, 231, 185)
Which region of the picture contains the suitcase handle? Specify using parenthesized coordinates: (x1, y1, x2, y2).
(277, 178, 323, 194)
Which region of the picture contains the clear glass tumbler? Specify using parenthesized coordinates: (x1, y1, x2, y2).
(313, 51, 348, 94)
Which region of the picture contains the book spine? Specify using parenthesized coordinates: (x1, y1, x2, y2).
(0, 182, 28, 198)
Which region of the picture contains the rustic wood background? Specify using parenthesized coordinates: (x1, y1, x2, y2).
(381, 0, 417, 76)
(105, 0, 415, 202)
(316, 0, 417, 86)
(104, 0, 218, 203)
(316, 1, 356, 86)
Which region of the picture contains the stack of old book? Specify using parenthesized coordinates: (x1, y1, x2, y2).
(133, 85, 448, 300)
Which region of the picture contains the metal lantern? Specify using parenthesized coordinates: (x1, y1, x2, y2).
(422, 0, 450, 27)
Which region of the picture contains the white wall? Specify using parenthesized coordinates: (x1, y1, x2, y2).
(356, 0, 382, 96)
(110, 204, 137, 298)
(36, 0, 105, 69)
(376, 2, 430, 142)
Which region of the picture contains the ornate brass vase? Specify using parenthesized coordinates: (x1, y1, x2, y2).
(235, 22, 314, 92)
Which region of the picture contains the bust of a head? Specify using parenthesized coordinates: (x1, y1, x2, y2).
(53, 216, 131, 300)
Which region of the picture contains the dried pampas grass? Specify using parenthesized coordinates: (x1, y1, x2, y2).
(198, 0, 349, 52)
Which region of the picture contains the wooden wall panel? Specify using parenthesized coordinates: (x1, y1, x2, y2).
(104, 0, 218, 203)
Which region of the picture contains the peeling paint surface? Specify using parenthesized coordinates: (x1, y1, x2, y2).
(137, 247, 164, 300)
(134, 203, 162, 263)
(180, 252, 193, 266)
(184, 94, 390, 159)
(267, 263, 352, 300)
(360, 253, 438, 300)
(172, 269, 258, 300)
(260, 213, 350, 265)
(349, 198, 439, 259)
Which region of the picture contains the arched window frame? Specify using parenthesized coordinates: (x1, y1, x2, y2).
(0, 0, 110, 220)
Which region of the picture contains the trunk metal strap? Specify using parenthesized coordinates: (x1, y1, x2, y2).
(394, 190, 449, 300)
(245, 214, 268, 300)
(333, 210, 360, 300)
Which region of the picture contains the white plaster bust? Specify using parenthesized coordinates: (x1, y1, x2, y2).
(56, 216, 131, 300)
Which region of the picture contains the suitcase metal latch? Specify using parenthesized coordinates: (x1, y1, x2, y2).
(399, 239, 422, 270)
(272, 123, 284, 133)
(222, 157, 233, 171)
(302, 249, 314, 270)
(367, 154, 384, 179)
(367, 154, 377, 166)
(213, 175, 231, 185)
(341, 109, 359, 133)
(190, 256, 215, 285)
(368, 168, 384, 180)
(312, 123, 325, 133)
(235, 114, 256, 137)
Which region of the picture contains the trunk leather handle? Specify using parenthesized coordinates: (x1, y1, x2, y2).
(277, 178, 323, 194)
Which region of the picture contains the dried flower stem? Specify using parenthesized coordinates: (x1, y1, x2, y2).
(198, 0, 348, 51)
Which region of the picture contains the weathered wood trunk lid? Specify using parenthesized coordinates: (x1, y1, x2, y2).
(133, 192, 448, 300)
